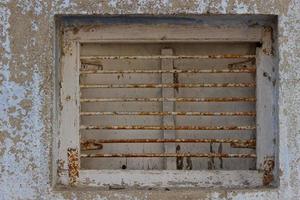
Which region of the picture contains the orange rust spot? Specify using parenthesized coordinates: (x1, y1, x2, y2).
(67, 148, 79, 185)
(231, 140, 256, 149)
(80, 140, 103, 150)
(263, 158, 275, 186)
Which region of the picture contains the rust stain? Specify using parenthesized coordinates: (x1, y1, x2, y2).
(80, 140, 103, 150)
(67, 148, 79, 185)
(230, 140, 256, 149)
(263, 158, 275, 186)
(81, 152, 257, 158)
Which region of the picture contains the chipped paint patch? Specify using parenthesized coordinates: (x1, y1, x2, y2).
(234, 0, 251, 13)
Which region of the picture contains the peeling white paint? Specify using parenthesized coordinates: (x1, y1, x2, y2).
(31, 21, 39, 31)
(0, 6, 11, 60)
(58, 0, 78, 11)
(17, 0, 44, 15)
(234, 0, 250, 13)
(0, 1, 46, 199)
(108, 0, 118, 8)
(34, 0, 43, 15)
(219, 0, 228, 13)
(195, 0, 209, 13)
(0, 52, 45, 200)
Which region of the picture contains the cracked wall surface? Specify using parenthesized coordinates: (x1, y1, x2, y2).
(0, 0, 299, 199)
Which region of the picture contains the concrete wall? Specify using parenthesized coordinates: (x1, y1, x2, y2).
(0, 0, 299, 199)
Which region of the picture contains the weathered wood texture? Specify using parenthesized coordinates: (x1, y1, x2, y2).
(79, 42, 257, 170)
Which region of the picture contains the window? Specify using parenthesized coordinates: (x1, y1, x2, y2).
(55, 17, 277, 189)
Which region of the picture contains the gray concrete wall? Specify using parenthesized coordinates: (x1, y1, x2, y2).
(0, 0, 299, 199)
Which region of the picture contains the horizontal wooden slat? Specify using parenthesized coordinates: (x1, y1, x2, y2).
(80, 97, 256, 103)
(78, 170, 263, 188)
(80, 68, 256, 74)
(68, 24, 263, 43)
(80, 125, 256, 130)
(81, 139, 256, 150)
(80, 111, 256, 116)
(80, 83, 256, 88)
(81, 55, 256, 60)
(81, 153, 256, 158)
(81, 138, 255, 144)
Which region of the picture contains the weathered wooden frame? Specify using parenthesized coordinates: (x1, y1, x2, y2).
(55, 23, 277, 188)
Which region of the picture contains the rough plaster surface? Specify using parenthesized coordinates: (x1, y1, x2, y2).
(0, 0, 299, 199)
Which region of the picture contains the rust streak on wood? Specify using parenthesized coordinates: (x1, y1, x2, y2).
(81, 153, 257, 158)
(80, 139, 256, 150)
(79, 68, 256, 74)
(80, 125, 256, 130)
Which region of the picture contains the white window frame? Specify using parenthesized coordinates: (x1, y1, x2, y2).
(54, 23, 276, 188)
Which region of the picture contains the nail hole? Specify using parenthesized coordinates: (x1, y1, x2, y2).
(263, 72, 268, 77)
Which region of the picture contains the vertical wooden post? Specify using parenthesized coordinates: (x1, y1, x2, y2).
(161, 49, 176, 169)
(59, 40, 81, 185)
(256, 27, 275, 176)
